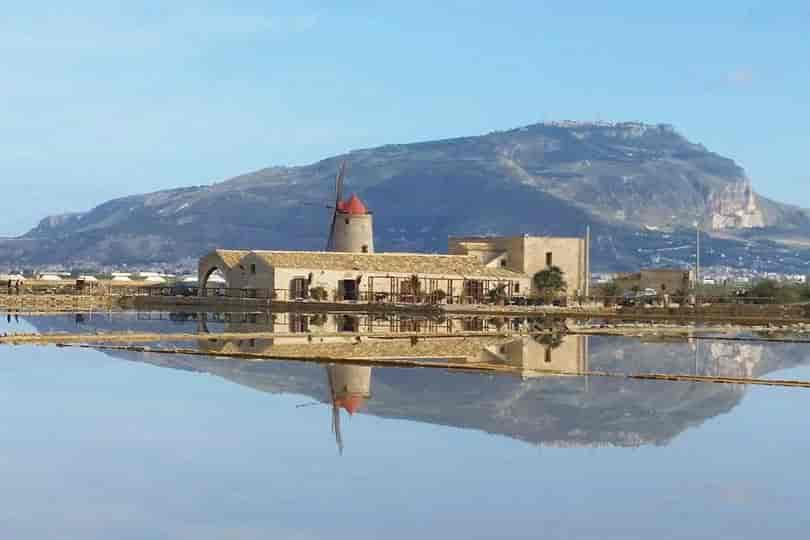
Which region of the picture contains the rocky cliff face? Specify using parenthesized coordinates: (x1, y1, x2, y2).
(708, 179, 765, 230)
(1, 121, 809, 270)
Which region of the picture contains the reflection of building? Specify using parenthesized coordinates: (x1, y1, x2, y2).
(328, 364, 372, 454)
(196, 320, 587, 378)
(104, 337, 765, 450)
(480, 335, 589, 378)
(198, 312, 548, 338)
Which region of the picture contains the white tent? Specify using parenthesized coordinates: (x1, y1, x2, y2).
(205, 274, 227, 285)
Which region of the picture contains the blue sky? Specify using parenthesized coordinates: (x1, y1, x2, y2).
(1, 1, 808, 236)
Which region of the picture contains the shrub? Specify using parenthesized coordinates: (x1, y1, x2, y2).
(309, 286, 328, 301)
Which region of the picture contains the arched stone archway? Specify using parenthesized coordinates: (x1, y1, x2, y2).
(198, 250, 248, 297)
(201, 267, 227, 290)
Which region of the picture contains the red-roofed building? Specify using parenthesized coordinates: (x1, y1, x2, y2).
(336, 194, 369, 216)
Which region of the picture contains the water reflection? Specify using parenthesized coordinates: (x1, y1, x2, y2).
(97, 336, 810, 452)
(17, 311, 810, 451)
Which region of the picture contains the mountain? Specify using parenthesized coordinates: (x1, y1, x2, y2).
(3, 121, 810, 272)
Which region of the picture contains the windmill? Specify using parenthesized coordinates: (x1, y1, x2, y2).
(325, 161, 347, 251)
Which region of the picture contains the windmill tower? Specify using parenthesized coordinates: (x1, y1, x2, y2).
(326, 162, 374, 253)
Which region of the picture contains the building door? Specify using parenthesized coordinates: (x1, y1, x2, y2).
(340, 279, 358, 301)
(290, 277, 308, 300)
(337, 315, 359, 332)
(463, 280, 484, 303)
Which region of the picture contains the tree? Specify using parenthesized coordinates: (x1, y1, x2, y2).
(309, 286, 328, 301)
(533, 266, 567, 302)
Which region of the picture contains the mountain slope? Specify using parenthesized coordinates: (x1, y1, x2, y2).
(2, 121, 809, 271)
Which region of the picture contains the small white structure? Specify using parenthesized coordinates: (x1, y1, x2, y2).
(111, 275, 133, 283)
(38, 274, 62, 282)
(144, 276, 166, 284)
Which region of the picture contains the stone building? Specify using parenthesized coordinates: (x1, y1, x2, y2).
(615, 268, 693, 295)
(199, 192, 587, 303)
(198, 249, 527, 302)
(449, 235, 589, 297)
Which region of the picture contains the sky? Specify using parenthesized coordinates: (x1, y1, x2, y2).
(0, 0, 808, 236)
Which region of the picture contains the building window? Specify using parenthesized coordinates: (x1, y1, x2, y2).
(250, 263, 256, 274)
(362, 245, 368, 253)
(514, 282, 520, 293)
(290, 278, 308, 299)
(461, 318, 485, 331)
(398, 318, 421, 332)
(345, 218, 350, 225)
(337, 315, 359, 333)
(545, 349, 552, 363)
(289, 314, 309, 333)
(546, 252, 553, 267)
(500, 259, 506, 267)
(463, 280, 484, 301)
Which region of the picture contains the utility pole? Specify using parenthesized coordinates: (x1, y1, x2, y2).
(695, 224, 700, 295)
(585, 225, 591, 298)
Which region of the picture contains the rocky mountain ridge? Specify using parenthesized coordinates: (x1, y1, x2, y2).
(2, 121, 809, 271)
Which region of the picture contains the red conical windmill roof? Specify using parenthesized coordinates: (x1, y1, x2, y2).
(336, 193, 368, 215)
(334, 395, 367, 415)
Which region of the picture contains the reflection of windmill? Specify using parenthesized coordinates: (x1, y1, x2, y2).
(326, 364, 373, 456)
(323, 161, 374, 254)
(327, 366, 344, 456)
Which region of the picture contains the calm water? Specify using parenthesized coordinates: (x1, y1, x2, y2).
(2, 313, 810, 538)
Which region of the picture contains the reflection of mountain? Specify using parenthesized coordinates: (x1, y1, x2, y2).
(587, 336, 788, 380)
(99, 334, 810, 449)
(22, 314, 810, 447)
(19, 311, 226, 335)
